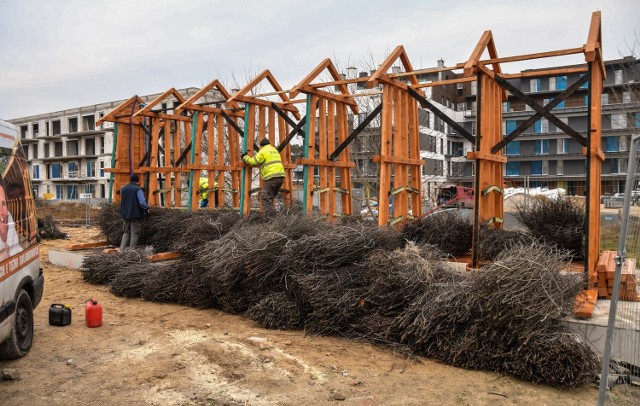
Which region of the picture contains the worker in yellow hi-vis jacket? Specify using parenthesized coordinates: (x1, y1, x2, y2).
(198, 176, 218, 208)
(242, 138, 285, 217)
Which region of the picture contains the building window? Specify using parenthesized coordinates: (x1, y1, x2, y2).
(20, 125, 28, 139)
(100, 161, 105, 177)
(86, 138, 96, 155)
(470, 81, 477, 96)
(32, 165, 40, 179)
(556, 76, 567, 90)
(584, 95, 589, 107)
(541, 118, 549, 133)
(557, 160, 564, 175)
(68, 117, 78, 133)
(51, 163, 61, 179)
(610, 158, 619, 174)
(636, 113, 640, 128)
(602, 93, 609, 105)
(623, 91, 631, 103)
(604, 136, 619, 152)
(68, 162, 78, 178)
(506, 141, 520, 156)
(506, 161, 520, 176)
(611, 113, 627, 130)
(67, 185, 78, 200)
(98, 136, 105, 154)
(614, 70, 623, 85)
(502, 101, 510, 113)
(82, 115, 96, 131)
(87, 161, 96, 177)
(530, 79, 540, 92)
(534, 139, 549, 155)
(52, 120, 61, 135)
(558, 139, 570, 154)
(556, 100, 565, 109)
(56, 185, 64, 199)
(33, 123, 39, 137)
(534, 120, 541, 133)
(66, 140, 79, 155)
(531, 161, 543, 175)
(505, 120, 517, 135)
(549, 77, 556, 91)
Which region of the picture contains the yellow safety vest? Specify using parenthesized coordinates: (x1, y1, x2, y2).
(243, 144, 285, 181)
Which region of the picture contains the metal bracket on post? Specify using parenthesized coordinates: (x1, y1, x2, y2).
(482, 185, 504, 196)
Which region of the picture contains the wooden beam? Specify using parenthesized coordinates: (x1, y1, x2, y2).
(296, 158, 355, 168)
(372, 155, 425, 166)
(466, 151, 507, 163)
(482, 47, 584, 65)
(367, 45, 419, 89)
(134, 88, 186, 118)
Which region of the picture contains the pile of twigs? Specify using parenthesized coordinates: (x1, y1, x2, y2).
(85, 207, 599, 388)
(37, 215, 68, 239)
(80, 250, 147, 285)
(96, 204, 245, 254)
(514, 197, 585, 259)
(394, 242, 598, 387)
(476, 227, 534, 261)
(401, 211, 473, 256)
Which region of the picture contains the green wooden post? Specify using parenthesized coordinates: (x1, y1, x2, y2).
(187, 112, 198, 212)
(108, 123, 118, 204)
(302, 94, 312, 213)
(239, 105, 250, 214)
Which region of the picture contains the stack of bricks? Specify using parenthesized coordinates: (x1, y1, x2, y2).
(596, 251, 640, 301)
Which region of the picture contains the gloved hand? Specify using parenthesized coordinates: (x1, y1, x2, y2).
(241, 152, 247, 160)
(144, 208, 151, 218)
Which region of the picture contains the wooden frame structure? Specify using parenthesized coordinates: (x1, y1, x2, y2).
(227, 70, 299, 216)
(367, 46, 425, 225)
(176, 80, 244, 210)
(99, 12, 605, 292)
(96, 95, 148, 202)
(290, 59, 358, 218)
(460, 12, 604, 289)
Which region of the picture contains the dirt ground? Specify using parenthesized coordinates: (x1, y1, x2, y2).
(0, 207, 634, 405)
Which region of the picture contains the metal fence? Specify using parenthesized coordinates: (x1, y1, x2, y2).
(598, 135, 640, 405)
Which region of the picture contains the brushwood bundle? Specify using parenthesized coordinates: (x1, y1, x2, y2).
(85, 207, 598, 387)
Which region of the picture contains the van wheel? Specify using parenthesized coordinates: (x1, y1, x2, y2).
(0, 289, 34, 360)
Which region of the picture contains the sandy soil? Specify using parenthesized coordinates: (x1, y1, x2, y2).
(0, 223, 634, 405)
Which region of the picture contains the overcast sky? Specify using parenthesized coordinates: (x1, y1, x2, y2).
(1, 0, 638, 120)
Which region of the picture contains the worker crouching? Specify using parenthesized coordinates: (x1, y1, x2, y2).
(242, 138, 285, 217)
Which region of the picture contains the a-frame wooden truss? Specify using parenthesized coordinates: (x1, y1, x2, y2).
(367, 46, 425, 226)
(290, 58, 357, 218)
(227, 70, 299, 215)
(176, 80, 244, 210)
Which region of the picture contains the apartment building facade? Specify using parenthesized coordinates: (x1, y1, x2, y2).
(10, 88, 198, 201)
(450, 56, 640, 195)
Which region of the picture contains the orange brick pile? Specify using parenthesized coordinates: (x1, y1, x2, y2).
(596, 251, 640, 301)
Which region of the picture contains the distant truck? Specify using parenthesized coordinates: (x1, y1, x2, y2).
(0, 119, 42, 359)
(436, 185, 475, 209)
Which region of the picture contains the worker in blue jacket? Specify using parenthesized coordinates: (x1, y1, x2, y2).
(119, 174, 149, 250)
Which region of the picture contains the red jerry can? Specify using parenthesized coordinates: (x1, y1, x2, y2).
(85, 298, 103, 328)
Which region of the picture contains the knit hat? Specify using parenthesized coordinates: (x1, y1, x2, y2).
(259, 138, 271, 146)
(130, 174, 140, 183)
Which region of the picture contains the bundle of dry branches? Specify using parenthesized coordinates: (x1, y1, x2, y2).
(476, 227, 534, 261)
(142, 260, 214, 308)
(401, 211, 473, 256)
(514, 197, 585, 259)
(394, 242, 598, 387)
(87, 212, 597, 388)
(80, 250, 147, 285)
(37, 215, 67, 239)
(245, 292, 304, 330)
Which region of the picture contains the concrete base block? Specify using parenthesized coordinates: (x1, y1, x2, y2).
(48, 249, 88, 269)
